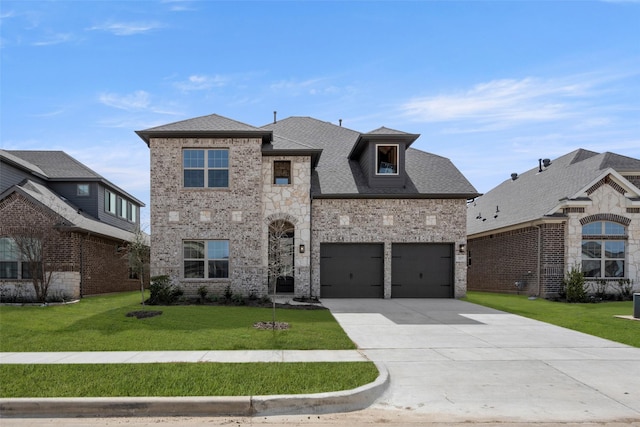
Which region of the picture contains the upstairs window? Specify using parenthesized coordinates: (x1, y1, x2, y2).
(376, 145, 398, 175)
(105, 190, 117, 215)
(77, 184, 90, 196)
(273, 161, 291, 185)
(183, 149, 229, 188)
(582, 221, 626, 278)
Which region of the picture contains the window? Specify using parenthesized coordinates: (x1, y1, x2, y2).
(582, 221, 626, 278)
(0, 238, 18, 279)
(77, 184, 90, 196)
(0, 238, 41, 279)
(105, 190, 117, 215)
(127, 203, 137, 222)
(183, 240, 229, 279)
(183, 149, 229, 188)
(273, 161, 291, 185)
(376, 145, 398, 175)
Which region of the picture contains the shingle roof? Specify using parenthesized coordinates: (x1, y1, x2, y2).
(4, 180, 144, 243)
(467, 149, 640, 235)
(262, 116, 478, 198)
(5, 151, 102, 179)
(136, 113, 272, 145)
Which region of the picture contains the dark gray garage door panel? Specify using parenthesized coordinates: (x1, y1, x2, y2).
(320, 243, 384, 298)
(392, 243, 453, 298)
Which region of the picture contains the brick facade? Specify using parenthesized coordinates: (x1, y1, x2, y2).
(311, 198, 469, 298)
(0, 193, 141, 301)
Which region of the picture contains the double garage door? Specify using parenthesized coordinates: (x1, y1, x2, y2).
(320, 243, 453, 298)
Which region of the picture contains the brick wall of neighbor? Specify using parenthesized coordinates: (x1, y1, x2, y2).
(467, 222, 566, 297)
(0, 192, 142, 300)
(149, 137, 265, 298)
(311, 198, 469, 298)
(261, 156, 312, 298)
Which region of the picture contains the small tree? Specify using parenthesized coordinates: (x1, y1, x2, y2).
(266, 220, 295, 326)
(125, 228, 150, 306)
(7, 226, 58, 304)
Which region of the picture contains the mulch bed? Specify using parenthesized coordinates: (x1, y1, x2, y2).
(126, 310, 163, 319)
(253, 321, 290, 330)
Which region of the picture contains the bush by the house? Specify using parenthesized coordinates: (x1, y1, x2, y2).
(562, 266, 587, 303)
(148, 275, 183, 305)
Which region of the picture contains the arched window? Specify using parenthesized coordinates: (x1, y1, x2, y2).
(581, 221, 626, 278)
(268, 220, 295, 293)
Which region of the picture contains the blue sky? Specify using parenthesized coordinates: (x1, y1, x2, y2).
(2, 0, 639, 228)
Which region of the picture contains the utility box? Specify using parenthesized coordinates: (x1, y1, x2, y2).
(634, 293, 640, 319)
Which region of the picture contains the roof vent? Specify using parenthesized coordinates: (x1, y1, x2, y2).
(511, 173, 518, 181)
(339, 119, 342, 127)
(543, 158, 552, 168)
(273, 111, 277, 124)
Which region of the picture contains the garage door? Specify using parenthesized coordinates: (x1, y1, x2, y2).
(320, 243, 384, 298)
(391, 243, 453, 298)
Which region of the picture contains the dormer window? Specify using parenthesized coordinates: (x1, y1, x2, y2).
(376, 145, 398, 175)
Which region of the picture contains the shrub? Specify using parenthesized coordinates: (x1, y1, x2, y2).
(615, 279, 634, 301)
(223, 285, 233, 301)
(148, 275, 183, 305)
(231, 293, 245, 305)
(562, 266, 587, 303)
(197, 286, 208, 304)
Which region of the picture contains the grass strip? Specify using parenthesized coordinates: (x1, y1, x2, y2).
(464, 291, 640, 347)
(0, 362, 379, 397)
(0, 292, 355, 351)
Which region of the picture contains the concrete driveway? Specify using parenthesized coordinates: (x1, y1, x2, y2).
(322, 298, 640, 424)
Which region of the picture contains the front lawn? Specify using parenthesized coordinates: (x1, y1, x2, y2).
(0, 292, 380, 397)
(0, 292, 355, 351)
(464, 291, 640, 347)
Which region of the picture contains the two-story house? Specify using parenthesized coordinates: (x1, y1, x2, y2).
(0, 150, 147, 301)
(467, 149, 640, 297)
(137, 114, 479, 299)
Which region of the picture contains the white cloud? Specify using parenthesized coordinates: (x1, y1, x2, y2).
(270, 78, 342, 96)
(86, 22, 162, 36)
(32, 32, 74, 46)
(399, 77, 595, 126)
(175, 74, 229, 91)
(99, 90, 151, 111)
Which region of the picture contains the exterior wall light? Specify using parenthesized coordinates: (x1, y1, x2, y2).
(299, 244, 305, 254)
(459, 243, 466, 253)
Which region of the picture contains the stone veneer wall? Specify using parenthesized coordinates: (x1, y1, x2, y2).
(311, 198, 469, 298)
(261, 156, 311, 297)
(565, 182, 640, 293)
(149, 137, 265, 297)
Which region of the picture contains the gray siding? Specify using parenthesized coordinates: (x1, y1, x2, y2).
(0, 162, 46, 193)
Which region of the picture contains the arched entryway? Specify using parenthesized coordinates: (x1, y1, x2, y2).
(268, 220, 295, 293)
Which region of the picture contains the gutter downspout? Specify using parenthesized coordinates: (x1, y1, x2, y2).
(533, 223, 542, 297)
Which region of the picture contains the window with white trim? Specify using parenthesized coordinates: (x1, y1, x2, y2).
(183, 240, 229, 279)
(376, 144, 398, 175)
(582, 221, 626, 278)
(105, 190, 117, 215)
(77, 184, 90, 196)
(183, 149, 229, 188)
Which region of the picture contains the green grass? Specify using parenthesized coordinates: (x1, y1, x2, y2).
(464, 291, 640, 347)
(0, 362, 380, 397)
(0, 292, 355, 351)
(0, 292, 379, 397)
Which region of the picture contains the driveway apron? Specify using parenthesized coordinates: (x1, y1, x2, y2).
(322, 298, 640, 424)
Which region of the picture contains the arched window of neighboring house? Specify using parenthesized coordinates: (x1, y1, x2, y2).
(581, 221, 626, 278)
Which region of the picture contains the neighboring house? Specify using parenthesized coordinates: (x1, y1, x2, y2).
(467, 149, 640, 297)
(137, 114, 478, 299)
(0, 150, 147, 301)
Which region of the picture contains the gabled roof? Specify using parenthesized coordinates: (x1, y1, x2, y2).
(349, 126, 420, 159)
(5, 150, 103, 179)
(1, 180, 145, 243)
(2, 150, 144, 206)
(467, 149, 640, 236)
(136, 113, 272, 145)
(262, 116, 478, 198)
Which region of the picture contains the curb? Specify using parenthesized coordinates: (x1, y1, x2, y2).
(0, 362, 389, 418)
